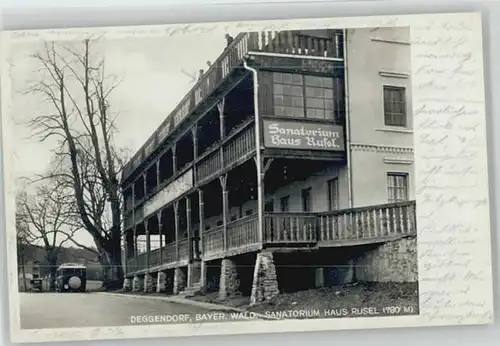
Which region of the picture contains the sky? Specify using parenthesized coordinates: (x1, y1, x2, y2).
(7, 29, 230, 248)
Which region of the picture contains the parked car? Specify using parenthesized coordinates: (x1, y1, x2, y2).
(55, 263, 87, 293)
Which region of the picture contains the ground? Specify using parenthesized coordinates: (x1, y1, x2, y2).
(190, 282, 419, 318)
(19, 281, 214, 329)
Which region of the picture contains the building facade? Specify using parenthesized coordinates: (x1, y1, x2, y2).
(120, 28, 417, 302)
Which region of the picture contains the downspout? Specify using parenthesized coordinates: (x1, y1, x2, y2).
(243, 58, 264, 245)
(342, 29, 354, 209)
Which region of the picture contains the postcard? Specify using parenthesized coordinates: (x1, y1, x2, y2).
(0, 11, 493, 343)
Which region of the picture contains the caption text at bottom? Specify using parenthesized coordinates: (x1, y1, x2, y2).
(130, 305, 416, 324)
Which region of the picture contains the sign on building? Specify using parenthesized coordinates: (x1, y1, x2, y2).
(262, 119, 345, 151)
(143, 169, 194, 216)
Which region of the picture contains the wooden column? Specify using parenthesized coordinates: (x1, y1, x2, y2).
(131, 183, 136, 209)
(217, 98, 226, 139)
(198, 189, 204, 259)
(122, 232, 128, 275)
(133, 226, 138, 271)
(218, 100, 225, 167)
(156, 160, 161, 188)
(145, 220, 150, 270)
(172, 144, 177, 175)
(132, 183, 137, 272)
(143, 173, 147, 199)
(173, 201, 179, 262)
(192, 125, 198, 161)
(186, 196, 192, 262)
(219, 174, 228, 251)
(253, 157, 274, 244)
(157, 211, 163, 264)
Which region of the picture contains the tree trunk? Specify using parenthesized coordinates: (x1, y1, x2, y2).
(46, 251, 58, 291)
(97, 240, 123, 290)
(20, 261, 28, 292)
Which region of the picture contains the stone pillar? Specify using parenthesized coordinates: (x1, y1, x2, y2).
(250, 252, 279, 305)
(156, 271, 167, 293)
(173, 268, 186, 294)
(344, 259, 356, 284)
(123, 277, 132, 292)
(200, 261, 207, 292)
(219, 258, 239, 300)
(315, 268, 325, 288)
(144, 273, 154, 293)
(132, 275, 144, 292)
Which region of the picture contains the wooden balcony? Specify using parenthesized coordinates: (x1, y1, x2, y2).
(202, 214, 260, 261)
(126, 240, 187, 275)
(316, 201, 417, 246)
(178, 238, 190, 262)
(263, 201, 416, 247)
(126, 201, 415, 275)
(161, 242, 177, 264)
(121, 29, 344, 183)
(263, 213, 318, 244)
(196, 121, 256, 184)
(249, 31, 343, 58)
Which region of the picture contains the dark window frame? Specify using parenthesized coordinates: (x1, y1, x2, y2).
(387, 172, 409, 203)
(272, 72, 344, 121)
(327, 177, 339, 211)
(383, 85, 407, 127)
(301, 187, 312, 212)
(280, 195, 290, 212)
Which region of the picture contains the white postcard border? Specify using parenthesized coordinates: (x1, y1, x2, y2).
(0, 11, 493, 343)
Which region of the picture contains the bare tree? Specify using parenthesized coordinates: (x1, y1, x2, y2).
(16, 192, 30, 292)
(24, 38, 127, 289)
(16, 179, 95, 290)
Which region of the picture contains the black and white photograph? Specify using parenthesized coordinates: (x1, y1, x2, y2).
(0, 12, 494, 343)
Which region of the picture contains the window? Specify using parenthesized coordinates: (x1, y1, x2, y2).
(383, 86, 406, 127)
(272, 72, 343, 120)
(327, 178, 339, 211)
(280, 196, 290, 212)
(304, 75, 335, 120)
(387, 173, 409, 203)
(301, 188, 312, 212)
(265, 200, 274, 212)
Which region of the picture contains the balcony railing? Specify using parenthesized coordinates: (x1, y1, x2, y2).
(122, 29, 344, 182)
(197, 122, 256, 183)
(263, 201, 416, 245)
(317, 201, 417, 242)
(227, 215, 259, 250)
(264, 213, 318, 243)
(161, 242, 177, 264)
(178, 238, 190, 262)
(125, 201, 415, 275)
(222, 122, 256, 167)
(126, 257, 137, 274)
(203, 225, 224, 259)
(249, 31, 342, 58)
(196, 149, 222, 183)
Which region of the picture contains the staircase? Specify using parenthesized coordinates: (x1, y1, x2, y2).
(178, 281, 202, 298)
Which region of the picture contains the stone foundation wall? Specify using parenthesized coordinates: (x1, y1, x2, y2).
(200, 261, 207, 291)
(156, 271, 167, 293)
(144, 273, 154, 293)
(250, 252, 279, 305)
(173, 268, 186, 294)
(219, 258, 239, 300)
(132, 275, 144, 292)
(355, 236, 418, 282)
(123, 278, 132, 291)
(190, 261, 202, 285)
